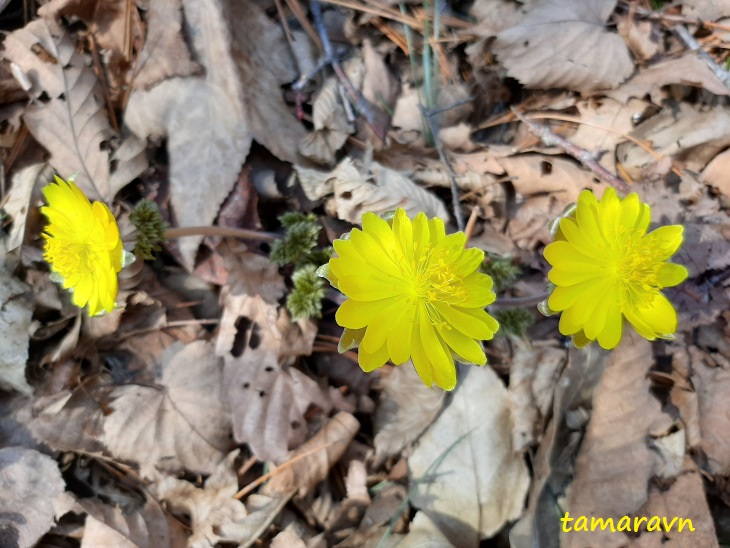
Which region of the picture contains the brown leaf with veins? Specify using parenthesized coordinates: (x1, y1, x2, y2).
(564, 331, 674, 548)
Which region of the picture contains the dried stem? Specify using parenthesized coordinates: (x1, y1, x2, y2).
(165, 226, 280, 241)
(673, 25, 730, 91)
(511, 108, 631, 195)
(492, 292, 551, 310)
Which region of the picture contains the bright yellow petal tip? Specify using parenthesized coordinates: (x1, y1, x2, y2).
(323, 208, 499, 391)
(41, 176, 124, 316)
(542, 188, 688, 350)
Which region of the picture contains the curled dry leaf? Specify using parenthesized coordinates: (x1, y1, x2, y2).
(396, 511, 453, 548)
(3, 19, 114, 201)
(0, 447, 66, 548)
(409, 365, 530, 545)
(373, 362, 445, 461)
(216, 251, 325, 462)
(564, 331, 674, 548)
(324, 158, 449, 224)
(5, 163, 53, 251)
(31, 340, 231, 478)
(693, 360, 730, 476)
(493, 0, 634, 92)
(682, 0, 730, 21)
(262, 412, 360, 497)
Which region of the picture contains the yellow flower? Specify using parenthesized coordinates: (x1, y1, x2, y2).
(319, 208, 499, 391)
(542, 188, 688, 349)
(42, 176, 124, 316)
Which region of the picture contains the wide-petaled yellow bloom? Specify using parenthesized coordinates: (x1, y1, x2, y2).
(42, 176, 124, 316)
(542, 188, 688, 349)
(319, 208, 499, 391)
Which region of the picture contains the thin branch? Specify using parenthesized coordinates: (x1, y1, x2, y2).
(492, 292, 550, 310)
(673, 25, 730, 90)
(165, 226, 281, 241)
(511, 108, 631, 195)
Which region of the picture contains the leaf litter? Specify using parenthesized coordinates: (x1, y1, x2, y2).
(1, 0, 730, 546)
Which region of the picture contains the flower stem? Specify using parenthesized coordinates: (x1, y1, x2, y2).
(165, 226, 281, 242)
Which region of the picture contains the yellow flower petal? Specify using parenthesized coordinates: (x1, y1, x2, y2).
(441, 326, 486, 365)
(387, 303, 416, 364)
(358, 341, 390, 372)
(597, 301, 622, 350)
(644, 225, 684, 261)
(361, 298, 408, 353)
(657, 263, 688, 288)
(336, 297, 400, 329)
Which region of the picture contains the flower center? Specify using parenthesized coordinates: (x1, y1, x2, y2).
(410, 247, 466, 304)
(45, 239, 101, 283)
(613, 230, 661, 289)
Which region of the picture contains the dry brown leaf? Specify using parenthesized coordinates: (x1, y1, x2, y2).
(4, 163, 52, 251)
(396, 511, 453, 548)
(78, 497, 170, 548)
(617, 104, 730, 179)
(469, 0, 531, 38)
(564, 331, 674, 548)
(0, 246, 33, 396)
(3, 19, 114, 200)
(216, 251, 325, 462)
(153, 451, 247, 548)
(0, 446, 67, 548)
(616, 14, 660, 61)
(227, 0, 307, 164)
(569, 97, 650, 174)
(496, 153, 609, 203)
(701, 148, 730, 206)
(132, 0, 200, 90)
(373, 362, 445, 461)
(510, 344, 609, 548)
(327, 158, 449, 224)
(493, 0, 634, 92)
(508, 339, 567, 452)
(606, 54, 730, 104)
(31, 340, 230, 478)
(683, 0, 730, 21)
(262, 412, 360, 497)
(409, 365, 530, 545)
(630, 472, 718, 547)
(693, 360, 730, 476)
(125, 0, 255, 269)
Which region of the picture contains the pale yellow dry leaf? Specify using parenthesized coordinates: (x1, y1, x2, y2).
(409, 365, 530, 545)
(564, 331, 674, 548)
(493, 0, 634, 91)
(262, 412, 360, 497)
(606, 54, 730, 104)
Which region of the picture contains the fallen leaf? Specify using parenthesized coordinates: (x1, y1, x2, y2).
(132, 0, 200, 90)
(262, 412, 360, 497)
(0, 246, 33, 396)
(216, 251, 325, 462)
(682, 0, 730, 21)
(153, 450, 247, 548)
(328, 158, 450, 223)
(4, 163, 52, 251)
(564, 331, 674, 548)
(373, 363, 445, 461)
(31, 340, 231, 478)
(701, 148, 730, 207)
(493, 0, 634, 91)
(617, 104, 730, 179)
(3, 19, 115, 201)
(78, 497, 170, 548)
(693, 360, 730, 476)
(630, 472, 718, 546)
(616, 14, 660, 62)
(395, 511, 453, 548)
(605, 54, 730, 104)
(0, 446, 66, 548)
(508, 339, 567, 452)
(271, 530, 307, 548)
(409, 365, 530, 545)
(469, 0, 531, 38)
